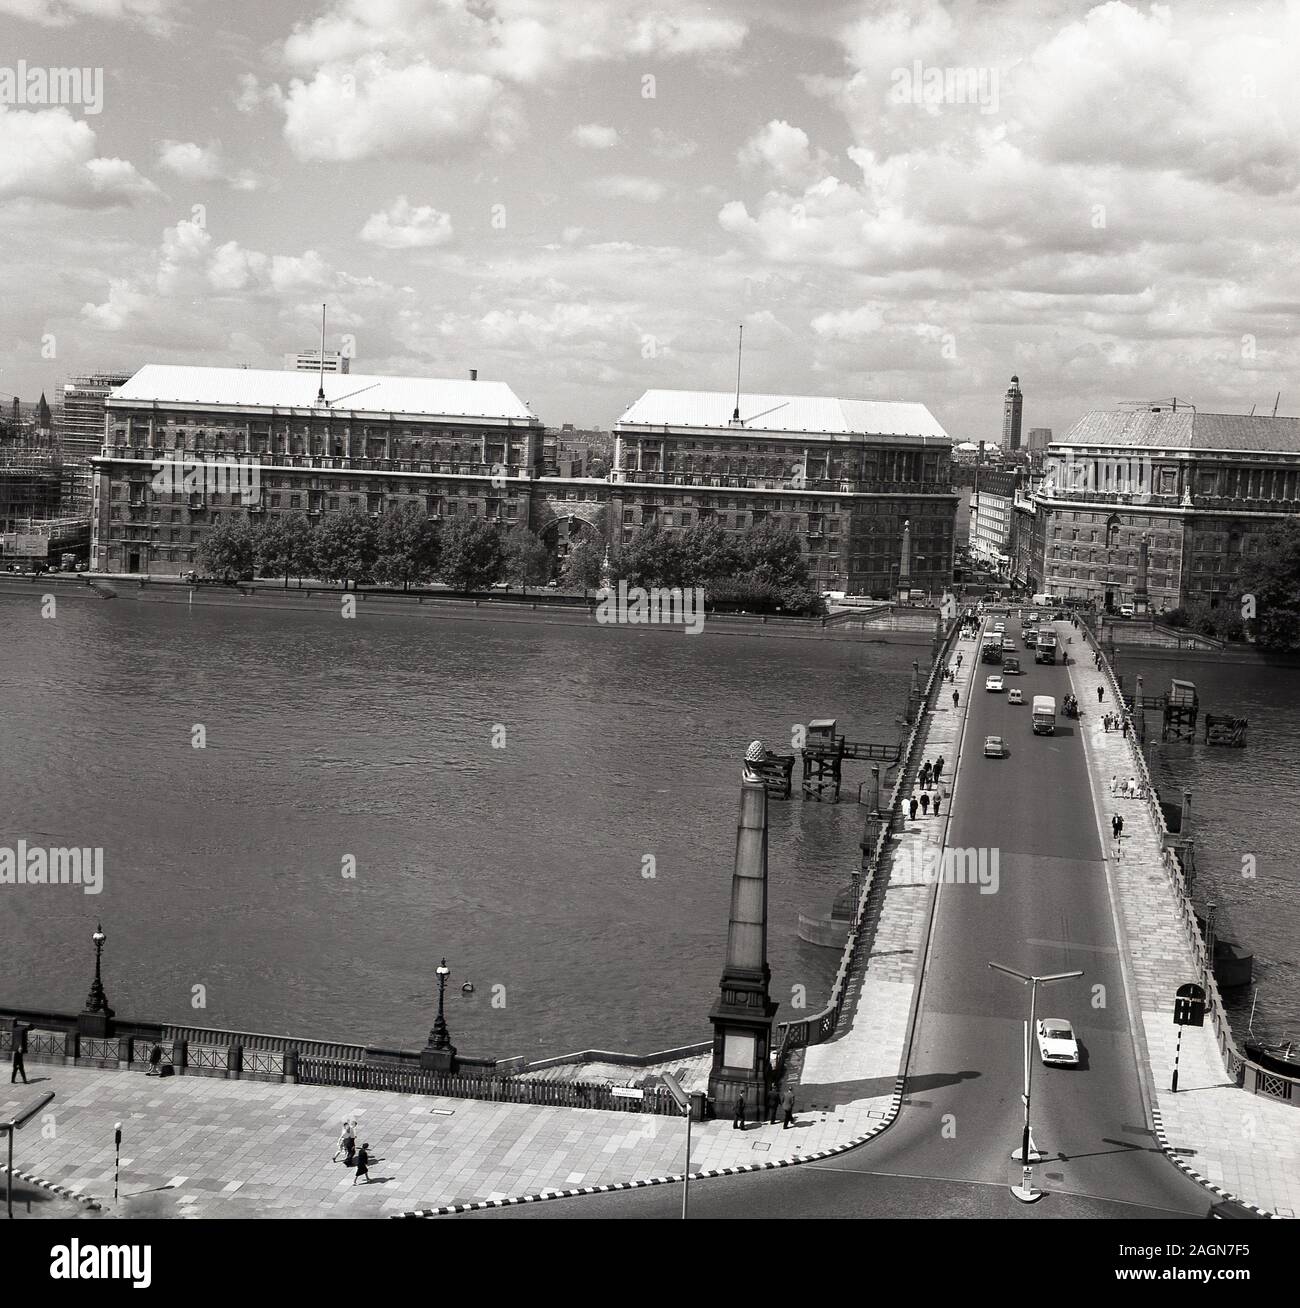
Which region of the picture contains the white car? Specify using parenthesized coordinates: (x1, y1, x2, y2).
(1036, 1018, 1080, 1066)
(984, 735, 1005, 758)
(993, 623, 1006, 634)
(985, 674, 1005, 692)
(1007, 688, 1023, 704)
(1027, 611, 1040, 622)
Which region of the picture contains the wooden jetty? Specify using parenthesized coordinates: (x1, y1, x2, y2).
(800, 718, 902, 802)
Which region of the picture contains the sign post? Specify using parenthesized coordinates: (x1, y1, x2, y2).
(114, 1122, 122, 1201)
(1171, 983, 1206, 1093)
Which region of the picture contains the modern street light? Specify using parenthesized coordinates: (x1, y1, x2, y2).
(988, 961, 1084, 1203)
(660, 1072, 693, 1220)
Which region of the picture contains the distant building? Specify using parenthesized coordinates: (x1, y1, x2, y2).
(1038, 404, 1300, 612)
(284, 350, 350, 375)
(1028, 426, 1051, 452)
(971, 468, 1019, 574)
(1002, 376, 1023, 452)
(612, 389, 956, 596)
(60, 373, 132, 510)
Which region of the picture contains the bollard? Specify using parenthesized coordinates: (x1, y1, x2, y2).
(171, 1037, 187, 1076)
(227, 1043, 243, 1080)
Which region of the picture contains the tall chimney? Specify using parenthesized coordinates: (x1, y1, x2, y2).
(707, 741, 779, 1123)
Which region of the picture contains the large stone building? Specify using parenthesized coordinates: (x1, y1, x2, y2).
(611, 388, 956, 596)
(1037, 404, 1300, 612)
(93, 364, 546, 575)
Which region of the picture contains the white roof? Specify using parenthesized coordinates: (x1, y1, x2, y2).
(616, 389, 949, 440)
(107, 364, 538, 422)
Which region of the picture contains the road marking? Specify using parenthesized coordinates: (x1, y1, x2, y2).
(1025, 938, 1118, 955)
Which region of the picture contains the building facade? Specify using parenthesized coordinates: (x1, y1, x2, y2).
(1037, 405, 1300, 612)
(93, 365, 545, 575)
(971, 468, 1018, 573)
(1002, 376, 1023, 452)
(611, 389, 956, 597)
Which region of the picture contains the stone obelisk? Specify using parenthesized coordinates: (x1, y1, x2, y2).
(707, 741, 779, 1123)
(898, 518, 912, 601)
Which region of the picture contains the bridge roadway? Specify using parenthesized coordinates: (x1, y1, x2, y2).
(460, 615, 1213, 1220)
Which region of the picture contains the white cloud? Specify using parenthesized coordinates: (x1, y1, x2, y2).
(280, 59, 520, 162)
(157, 140, 260, 191)
(588, 173, 666, 203)
(272, 0, 749, 162)
(738, 120, 831, 188)
(650, 128, 698, 162)
(359, 195, 454, 249)
(0, 0, 177, 29)
(0, 107, 155, 207)
(571, 123, 619, 150)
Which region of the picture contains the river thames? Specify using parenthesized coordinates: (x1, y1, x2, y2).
(0, 593, 919, 1058)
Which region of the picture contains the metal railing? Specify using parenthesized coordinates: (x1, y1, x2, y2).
(1082, 622, 1297, 1106)
(297, 1056, 681, 1114)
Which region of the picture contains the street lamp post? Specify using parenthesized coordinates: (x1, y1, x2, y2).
(989, 962, 1083, 1203)
(79, 922, 115, 1037)
(420, 958, 458, 1072)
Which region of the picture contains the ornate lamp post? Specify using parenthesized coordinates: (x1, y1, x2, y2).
(78, 922, 115, 1037)
(420, 957, 457, 1073)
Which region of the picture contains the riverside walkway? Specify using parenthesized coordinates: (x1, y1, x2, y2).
(1063, 619, 1299, 1217)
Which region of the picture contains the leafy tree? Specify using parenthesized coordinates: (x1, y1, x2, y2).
(438, 516, 505, 591)
(255, 512, 315, 588)
(503, 524, 551, 590)
(678, 520, 739, 585)
(738, 521, 811, 591)
(1238, 519, 1300, 651)
(616, 521, 686, 588)
(372, 503, 440, 590)
(564, 538, 605, 592)
(197, 515, 257, 582)
(313, 507, 377, 590)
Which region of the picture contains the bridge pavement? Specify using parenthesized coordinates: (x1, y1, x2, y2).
(1064, 620, 1299, 1217)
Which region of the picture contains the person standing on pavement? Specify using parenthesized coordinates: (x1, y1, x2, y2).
(920, 791, 930, 816)
(932, 792, 941, 817)
(733, 1092, 746, 1131)
(952, 690, 960, 709)
(1116, 813, 1124, 837)
(781, 1086, 796, 1129)
(909, 795, 919, 821)
(1098, 685, 1105, 703)
(934, 755, 944, 784)
(1122, 717, 1130, 737)
(333, 1118, 352, 1163)
(956, 653, 962, 670)
(352, 1143, 371, 1185)
(10, 1019, 28, 1084)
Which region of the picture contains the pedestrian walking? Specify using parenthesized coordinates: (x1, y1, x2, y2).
(781, 1086, 796, 1129)
(1127, 777, 1137, 799)
(956, 653, 963, 670)
(333, 1118, 353, 1163)
(909, 796, 919, 821)
(1116, 814, 1125, 837)
(952, 690, 960, 709)
(733, 1093, 746, 1131)
(934, 755, 944, 783)
(352, 1143, 371, 1185)
(932, 793, 941, 816)
(1109, 775, 1119, 796)
(147, 1043, 163, 1076)
(1098, 685, 1105, 703)
(1111, 814, 1121, 839)
(920, 761, 932, 789)
(1122, 717, 1130, 737)
(10, 1019, 28, 1085)
(920, 791, 930, 816)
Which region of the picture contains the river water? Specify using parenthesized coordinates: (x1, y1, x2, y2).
(1118, 653, 1300, 1046)
(0, 593, 919, 1058)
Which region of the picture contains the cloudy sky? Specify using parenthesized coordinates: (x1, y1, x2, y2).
(1, 0, 1298, 440)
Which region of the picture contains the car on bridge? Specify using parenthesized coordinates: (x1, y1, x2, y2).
(1007, 688, 1023, 704)
(983, 735, 1005, 758)
(1027, 610, 1040, 622)
(984, 674, 1005, 692)
(1036, 1018, 1080, 1066)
